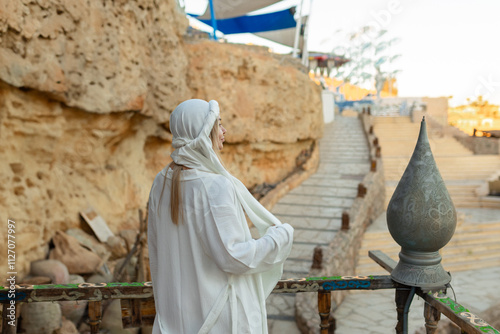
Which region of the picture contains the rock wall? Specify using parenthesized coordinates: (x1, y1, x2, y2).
(0, 0, 323, 280)
(185, 41, 323, 185)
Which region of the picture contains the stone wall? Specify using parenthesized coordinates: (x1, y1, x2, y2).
(454, 136, 500, 155)
(420, 112, 500, 155)
(0, 0, 323, 281)
(422, 97, 449, 127)
(295, 113, 386, 333)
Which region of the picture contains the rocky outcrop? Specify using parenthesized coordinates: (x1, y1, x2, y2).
(0, 0, 322, 280)
(0, 0, 190, 119)
(185, 41, 323, 185)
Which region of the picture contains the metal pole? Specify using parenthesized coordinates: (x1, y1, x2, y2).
(402, 287, 416, 334)
(301, 0, 313, 66)
(292, 0, 304, 57)
(208, 0, 218, 40)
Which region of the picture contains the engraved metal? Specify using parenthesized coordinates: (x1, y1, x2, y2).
(387, 117, 457, 289)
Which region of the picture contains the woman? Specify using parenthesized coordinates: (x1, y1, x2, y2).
(147, 99, 294, 334)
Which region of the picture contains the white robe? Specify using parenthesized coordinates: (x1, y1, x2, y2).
(148, 167, 294, 334)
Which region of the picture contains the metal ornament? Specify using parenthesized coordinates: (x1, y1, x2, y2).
(387, 117, 456, 289)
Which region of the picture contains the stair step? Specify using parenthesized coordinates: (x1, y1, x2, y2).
(358, 241, 500, 265)
(442, 257, 500, 272)
(361, 225, 500, 244)
(357, 256, 500, 274)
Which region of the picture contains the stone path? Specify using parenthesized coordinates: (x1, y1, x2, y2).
(266, 115, 371, 333)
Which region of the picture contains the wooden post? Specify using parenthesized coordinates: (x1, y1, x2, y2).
(423, 302, 441, 334)
(318, 291, 332, 334)
(357, 183, 367, 198)
(341, 212, 349, 230)
(88, 301, 102, 334)
(311, 246, 323, 270)
(371, 159, 377, 172)
(369, 125, 373, 134)
(395, 288, 411, 334)
(373, 137, 379, 146)
(376, 146, 381, 158)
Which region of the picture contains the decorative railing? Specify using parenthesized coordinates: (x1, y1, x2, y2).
(1, 250, 498, 334)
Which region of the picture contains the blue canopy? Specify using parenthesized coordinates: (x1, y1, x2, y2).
(195, 7, 296, 35)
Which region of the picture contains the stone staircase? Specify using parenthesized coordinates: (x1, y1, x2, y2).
(356, 216, 500, 275)
(266, 114, 371, 333)
(374, 116, 500, 209)
(357, 115, 500, 276)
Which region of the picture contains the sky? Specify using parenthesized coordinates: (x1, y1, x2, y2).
(184, 0, 500, 107)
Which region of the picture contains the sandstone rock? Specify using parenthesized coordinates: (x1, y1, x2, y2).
(55, 317, 79, 334)
(106, 235, 129, 260)
(114, 256, 138, 282)
(0, 0, 190, 117)
(65, 228, 110, 259)
(20, 302, 62, 334)
(185, 41, 323, 144)
(9, 162, 24, 174)
(120, 229, 139, 252)
(59, 275, 87, 325)
(185, 41, 322, 186)
(49, 230, 103, 274)
(78, 322, 91, 333)
(20, 276, 51, 285)
(87, 272, 114, 284)
(30, 259, 69, 284)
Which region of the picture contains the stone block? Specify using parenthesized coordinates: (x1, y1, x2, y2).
(106, 235, 128, 260)
(30, 259, 69, 284)
(55, 317, 79, 334)
(119, 229, 139, 252)
(20, 302, 62, 334)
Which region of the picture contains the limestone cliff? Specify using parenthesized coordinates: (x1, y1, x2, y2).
(0, 0, 322, 279)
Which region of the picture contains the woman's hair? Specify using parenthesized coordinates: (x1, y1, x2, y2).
(158, 119, 220, 224)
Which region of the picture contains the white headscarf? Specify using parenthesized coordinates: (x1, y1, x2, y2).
(169, 99, 283, 296)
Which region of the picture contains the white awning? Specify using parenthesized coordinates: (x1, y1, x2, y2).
(197, 0, 283, 19)
(255, 15, 308, 48)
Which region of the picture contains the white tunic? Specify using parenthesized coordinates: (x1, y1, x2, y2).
(148, 167, 294, 334)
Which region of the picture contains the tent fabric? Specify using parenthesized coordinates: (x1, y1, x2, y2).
(197, 0, 282, 20)
(198, 7, 296, 35)
(255, 15, 307, 47)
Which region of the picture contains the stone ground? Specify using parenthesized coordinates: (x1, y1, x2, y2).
(265, 113, 500, 333)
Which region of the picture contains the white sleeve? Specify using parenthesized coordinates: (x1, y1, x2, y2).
(198, 179, 294, 275)
(147, 191, 158, 282)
